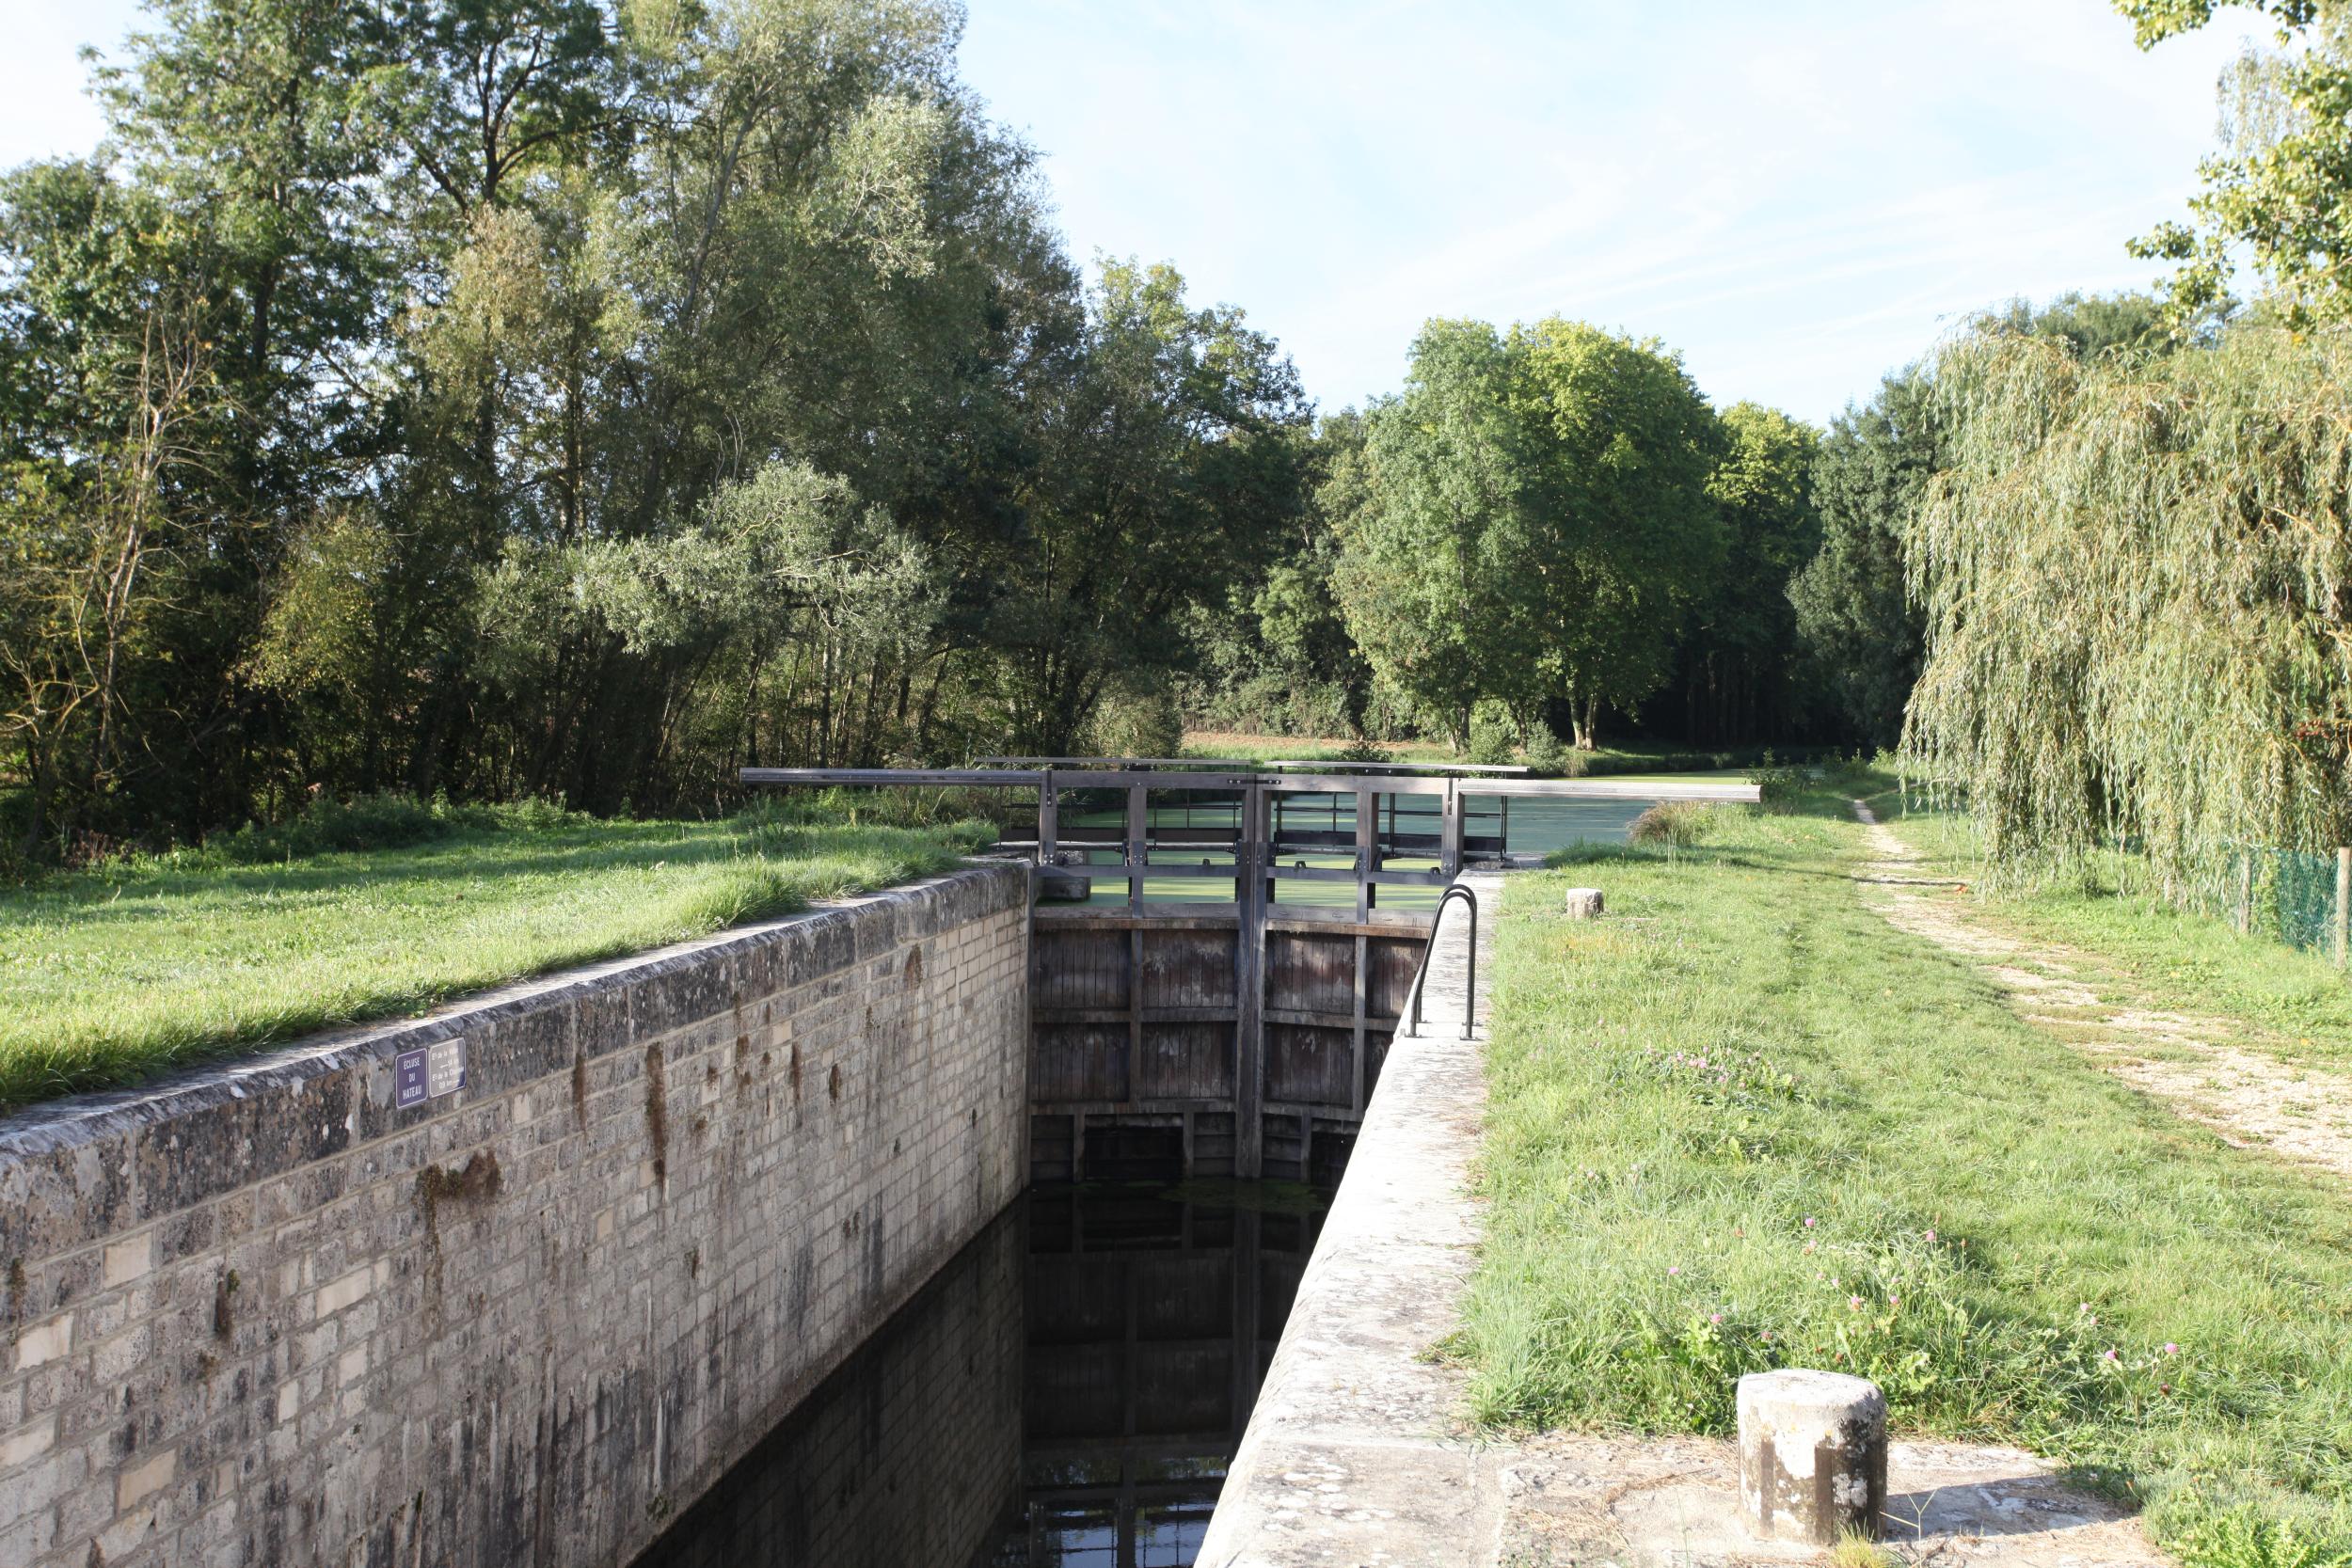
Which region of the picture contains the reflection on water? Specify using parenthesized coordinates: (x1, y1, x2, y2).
(629, 1182, 1323, 1568)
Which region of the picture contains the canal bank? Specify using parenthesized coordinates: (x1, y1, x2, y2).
(0, 864, 1028, 1568)
(0, 778, 1641, 1568)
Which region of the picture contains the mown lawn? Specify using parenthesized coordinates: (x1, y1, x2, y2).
(1462, 777, 2352, 1568)
(0, 797, 990, 1112)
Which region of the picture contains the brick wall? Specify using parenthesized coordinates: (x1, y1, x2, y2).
(0, 863, 1030, 1568)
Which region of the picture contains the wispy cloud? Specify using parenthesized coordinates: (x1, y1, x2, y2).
(964, 0, 2263, 420)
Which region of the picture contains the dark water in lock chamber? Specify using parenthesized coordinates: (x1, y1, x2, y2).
(629, 1181, 1325, 1568)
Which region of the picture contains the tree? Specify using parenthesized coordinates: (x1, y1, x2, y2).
(1789, 371, 1939, 750)
(1666, 402, 1820, 745)
(985, 260, 1311, 755)
(1791, 293, 2182, 752)
(1510, 318, 1725, 749)
(1907, 315, 2352, 895)
(1333, 318, 1724, 751)
(2119, 0, 2352, 328)
(1332, 321, 1536, 749)
(1181, 415, 1377, 740)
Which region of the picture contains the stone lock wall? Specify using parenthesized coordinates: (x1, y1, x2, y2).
(0, 863, 1030, 1568)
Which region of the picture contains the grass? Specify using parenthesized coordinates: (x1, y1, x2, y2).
(1861, 775, 2352, 1072)
(0, 796, 991, 1112)
(1461, 774, 2352, 1568)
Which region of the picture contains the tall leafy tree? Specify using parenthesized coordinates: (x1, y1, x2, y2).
(1333, 320, 1535, 749)
(1509, 318, 1724, 749)
(1789, 370, 1939, 751)
(1666, 402, 1820, 745)
(1791, 293, 2179, 752)
(1334, 318, 1724, 751)
(988, 260, 1310, 754)
(2120, 0, 2352, 328)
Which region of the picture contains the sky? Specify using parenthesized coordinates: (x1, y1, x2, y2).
(4, 1, 2264, 423)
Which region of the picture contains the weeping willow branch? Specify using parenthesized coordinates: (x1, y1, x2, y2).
(1904, 323, 2352, 898)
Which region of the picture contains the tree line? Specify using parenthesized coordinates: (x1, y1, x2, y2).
(11, 0, 2294, 873)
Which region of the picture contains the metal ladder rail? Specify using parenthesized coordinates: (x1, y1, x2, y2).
(1404, 883, 1481, 1042)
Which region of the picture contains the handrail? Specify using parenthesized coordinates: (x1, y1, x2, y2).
(1404, 883, 1481, 1042)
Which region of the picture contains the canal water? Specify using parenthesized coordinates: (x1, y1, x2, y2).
(630, 1181, 1326, 1568)
(1052, 787, 1660, 911)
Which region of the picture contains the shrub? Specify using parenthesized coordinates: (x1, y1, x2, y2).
(1334, 737, 1391, 765)
(1521, 724, 1569, 774)
(1629, 800, 1714, 848)
(1754, 751, 1807, 812)
(212, 792, 590, 863)
(1468, 714, 1518, 767)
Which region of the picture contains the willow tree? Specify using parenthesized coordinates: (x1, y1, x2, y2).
(1905, 321, 2352, 895)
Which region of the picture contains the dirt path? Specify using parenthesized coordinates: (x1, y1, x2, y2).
(1851, 800, 2352, 1184)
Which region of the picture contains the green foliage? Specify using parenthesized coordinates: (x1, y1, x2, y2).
(1468, 710, 1519, 767)
(1332, 316, 1730, 751)
(2120, 1, 2352, 330)
(211, 792, 585, 863)
(1511, 319, 1728, 752)
(1905, 320, 2352, 894)
(1520, 723, 1569, 774)
(1790, 293, 2190, 754)
(1789, 370, 1940, 750)
(991, 258, 1310, 754)
(1467, 799, 2352, 1568)
(1625, 800, 1714, 847)
(0, 0, 1318, 847)
(1664, 403, 1822, 745)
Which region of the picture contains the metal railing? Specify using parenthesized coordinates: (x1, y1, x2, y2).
(1405, 883, 1481, 1041)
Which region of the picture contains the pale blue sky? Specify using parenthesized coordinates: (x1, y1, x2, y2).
(6, 1, 2262, 422)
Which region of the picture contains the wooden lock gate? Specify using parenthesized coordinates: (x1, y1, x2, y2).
(740, 760, 1757, 1181)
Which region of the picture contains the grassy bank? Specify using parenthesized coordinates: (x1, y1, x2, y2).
(1463, 778, 2352, 1567)
(0, 796, 990, 1112)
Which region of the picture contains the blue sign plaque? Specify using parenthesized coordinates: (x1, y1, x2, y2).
(395, 1039, 467, 1110)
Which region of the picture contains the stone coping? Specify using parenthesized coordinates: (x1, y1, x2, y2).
(0, 861, 1026, 1260)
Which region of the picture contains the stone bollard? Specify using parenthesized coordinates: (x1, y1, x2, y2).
(1737, 1370, 1887, 1544)
(1562, 887, 1604, 918)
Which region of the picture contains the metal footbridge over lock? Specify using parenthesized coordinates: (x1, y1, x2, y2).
(740, 758, 1756, 1180)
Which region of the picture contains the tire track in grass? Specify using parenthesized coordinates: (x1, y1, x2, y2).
(1850, 800, 2352, 1185)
